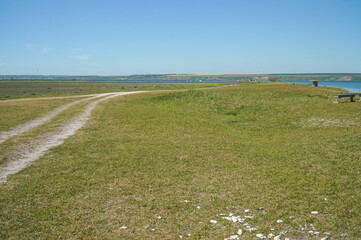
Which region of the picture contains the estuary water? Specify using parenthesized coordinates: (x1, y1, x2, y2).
(286, 81, 361, 92)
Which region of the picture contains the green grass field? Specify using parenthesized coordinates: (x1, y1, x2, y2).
(0, 83, 360, 239)
(0, 81, 221, 100)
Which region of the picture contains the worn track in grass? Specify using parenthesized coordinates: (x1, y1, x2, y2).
(0, 91, 145, 182)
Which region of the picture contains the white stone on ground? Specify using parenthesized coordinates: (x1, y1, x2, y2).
(225, 235, 239, 240)
(119, 226, 127, 229)
(237, 229, 243, 235)
(244, 209, 250, 213)
(311, 211, 318, 214)
(276, 219, 283, 223)
(256, 233, 266, 239)
(210, 220, 217, 224)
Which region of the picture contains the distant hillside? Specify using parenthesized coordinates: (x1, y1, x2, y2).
(0, 73, 360, 81)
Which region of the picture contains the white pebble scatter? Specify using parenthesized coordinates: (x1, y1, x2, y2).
(268, 233, 274, 238)
(256, 233, 266, 239)
(224, 235, 239, 240)
(222, 215, 245, 223)
(210, 220, 217, 224)
(276, 219, 283, 223)
(311, 211, 318, 214)
(119, 226, 127, 229)
(247, 227, 257, 232)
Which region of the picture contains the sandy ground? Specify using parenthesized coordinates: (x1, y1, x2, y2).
(0, 91, 145, 182)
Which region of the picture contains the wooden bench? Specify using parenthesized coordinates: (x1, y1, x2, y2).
(333, 93, 361, 103)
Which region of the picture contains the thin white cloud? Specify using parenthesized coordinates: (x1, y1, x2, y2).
(25, 44, 52, 54)
(41, 47, 52, 53)
(70, 55, 91, 60)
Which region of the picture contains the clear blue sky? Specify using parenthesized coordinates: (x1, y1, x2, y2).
(1, 0, 361, 75)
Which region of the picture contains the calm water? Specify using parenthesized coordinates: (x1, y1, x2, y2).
(286, 81, 361, 92)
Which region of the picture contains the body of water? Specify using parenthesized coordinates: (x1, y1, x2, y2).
(286, 81, 361, 92)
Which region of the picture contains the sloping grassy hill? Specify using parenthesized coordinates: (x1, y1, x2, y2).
(1, 83, 360, 239)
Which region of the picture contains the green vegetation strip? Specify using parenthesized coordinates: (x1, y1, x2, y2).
(0, 81, 223, 100)
(0, 83, 360, 239)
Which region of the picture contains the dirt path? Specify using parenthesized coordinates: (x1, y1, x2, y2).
(0, 91, 145, 182)
(0, 94, 110, 144)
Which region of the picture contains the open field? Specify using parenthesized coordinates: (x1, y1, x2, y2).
(0, 81, 222, 100)
(0, 83, 360, 239)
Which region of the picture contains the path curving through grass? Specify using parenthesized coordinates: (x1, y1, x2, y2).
(0, 91, 145, 182)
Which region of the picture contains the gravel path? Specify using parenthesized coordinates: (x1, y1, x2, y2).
(0, 91, 144, 182)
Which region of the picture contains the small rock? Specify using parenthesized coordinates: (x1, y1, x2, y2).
(257, 207, 264, 210)
(247, 227, 257, 232)
(119, 226, 127, 229)
(187, 233, 191, 237)
(196, 206, 200, 209)
(244, 209, 250, 213)
(151, 229, 155, 231)
(179, 235, 184, 238)
(274, 236, 281, 240)
(219, 213, 226, 216)
(268, 233, 274, 238)
(210, 220, 217, 224)
(184, 200, 190, 203)
(289, 216, 295, 219)
(313, 231, 320, 235)
(271, 229, 275, 231)
(321, 237, 328, 240)
(157, 216, 162, 219)
(324, 198, 328, 201)
(324, 232, 331, 235)
(256, 233, 266, 239)
(276, 219, 283, 223)
(311, 211, 318, 214)
(237, 229, 243, 235)
(226, 235, 239, 240)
